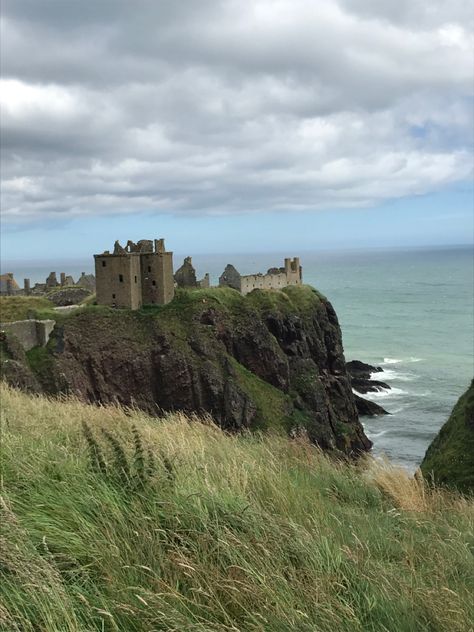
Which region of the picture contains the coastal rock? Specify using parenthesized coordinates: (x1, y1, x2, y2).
(346, 358, 389, 414)
(346, 360, 383, 380)
(4, 286, 372, 456)
(354, 394, 389, 416)
(346, 359, 390, 394)
(351, 378, 391, 394)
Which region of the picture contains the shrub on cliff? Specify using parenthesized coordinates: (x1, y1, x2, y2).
(1, 384, 473, 632)
(421, 379, 474, 494)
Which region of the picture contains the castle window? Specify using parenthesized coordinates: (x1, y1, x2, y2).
(134, 276, 137, 283)
(112, 293, 116, 299)
(102, 261, 106, 267)
(148, 266, 151, 272)
(119, 274, 124, 283)
(152, 280, 156, 286)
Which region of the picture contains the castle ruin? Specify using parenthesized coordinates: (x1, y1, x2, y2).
(94, 238, 174, 309)
(174, 257, 210, 289)
(219, 257, 302, 295)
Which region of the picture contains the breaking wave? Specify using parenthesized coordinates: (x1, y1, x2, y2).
(382, 357, 423, 365)
(375, 369, 417, 382)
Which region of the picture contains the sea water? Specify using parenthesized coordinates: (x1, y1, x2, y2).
(3, 245, 473, 470)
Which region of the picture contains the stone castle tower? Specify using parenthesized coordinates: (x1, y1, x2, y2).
(94, 238, 174, 309)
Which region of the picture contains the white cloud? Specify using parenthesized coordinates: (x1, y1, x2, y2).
(1, 0, 472, 224)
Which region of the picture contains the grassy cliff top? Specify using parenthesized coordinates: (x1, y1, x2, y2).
(1, 384, 473, 632)
(0, 296, 54, 323)
(1, 285, 326, 327)
(421, 379, 474, 494)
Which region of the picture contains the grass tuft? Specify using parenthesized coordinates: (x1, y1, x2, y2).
(1, 383, 473, 632)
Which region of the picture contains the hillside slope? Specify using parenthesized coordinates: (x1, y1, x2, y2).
(421, 379, 474, 494)
(1, 384, 473, 632)
(1, 286, 371, 455)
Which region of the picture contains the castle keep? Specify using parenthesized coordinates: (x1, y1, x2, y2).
(94, 239, 174, 309)
(219, 257, 302, 295)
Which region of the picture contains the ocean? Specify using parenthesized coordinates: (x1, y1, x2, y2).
(3, 245, 473, 470)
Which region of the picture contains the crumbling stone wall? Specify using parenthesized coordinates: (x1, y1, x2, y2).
(174, 257, 198, 288)
(219, 264, 242, 291)
(0, 319, 55, 351)
(219, 257, 302, 295)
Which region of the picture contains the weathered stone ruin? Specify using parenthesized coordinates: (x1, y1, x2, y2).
(94, 238, 174, 309)
(219, 257, 302, 295)
(0, 273, 19, 296)
(76, 272, 96, 292)
(46, 272, 59, 288)
(174, 257, 210, 289)
(24, 271, 96, 296)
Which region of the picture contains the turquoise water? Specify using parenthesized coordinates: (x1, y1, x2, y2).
(3, 245, 473, 469)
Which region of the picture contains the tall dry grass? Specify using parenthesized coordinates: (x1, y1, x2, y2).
(1, 383, 473, 631)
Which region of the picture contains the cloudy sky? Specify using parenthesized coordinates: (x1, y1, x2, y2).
(1, 0, 473, 261)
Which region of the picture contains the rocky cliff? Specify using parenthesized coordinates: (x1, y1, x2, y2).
(421, 379, 474, 494)
(2, 285, 371, 455)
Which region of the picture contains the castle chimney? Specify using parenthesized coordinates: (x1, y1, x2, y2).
(24, 278, 31, 295)
(155, 238, 165, 254)
(6, 277, 13, 295)
(60, 272, 66, 286)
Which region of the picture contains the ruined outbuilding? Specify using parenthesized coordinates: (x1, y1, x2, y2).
(94, 238, 174, 309)
(219, 257, 302, 295)
(174, 257, 210, 289)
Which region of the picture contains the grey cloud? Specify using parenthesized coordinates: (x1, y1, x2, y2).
(1, 0, 472, 224)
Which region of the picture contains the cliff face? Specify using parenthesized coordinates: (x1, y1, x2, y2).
(6, 286, 371, 455)
(421, 380, 474, 494)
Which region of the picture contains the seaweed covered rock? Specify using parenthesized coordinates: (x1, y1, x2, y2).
(421, 380, 474, 494)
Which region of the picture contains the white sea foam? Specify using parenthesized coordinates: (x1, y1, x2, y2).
(382, 357, 423, 365)
(366, 429, 389, 439)
(375, 369, 417, 382)
(356, 387, 407, 399)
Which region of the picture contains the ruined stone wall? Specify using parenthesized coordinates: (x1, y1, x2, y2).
(219, 265, 242, 291)
(95, 253, 142, 309)
(198, 273, 210, 289)
(0, 319, 55, 351)
(219, 258, 302, 295)
(174, 257, 197, 288)
(240, 271, 289, 295)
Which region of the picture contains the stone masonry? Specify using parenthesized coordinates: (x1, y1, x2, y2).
(174, 257, 210, 289)
(219, 257, 302, 295)
(94, 238, 174, 309)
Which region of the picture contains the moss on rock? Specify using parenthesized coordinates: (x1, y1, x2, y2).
(421, 379, 474, 494)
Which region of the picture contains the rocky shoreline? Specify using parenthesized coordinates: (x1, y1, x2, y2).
(346, 360, 390, 416)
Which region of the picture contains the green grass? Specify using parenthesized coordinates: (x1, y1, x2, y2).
(231, 358, 291, 430)
(0, 296, 54, 323)
(25, 346, 59, 393)
(421, 379, 474, 494)
(1, 384, 473, 632)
